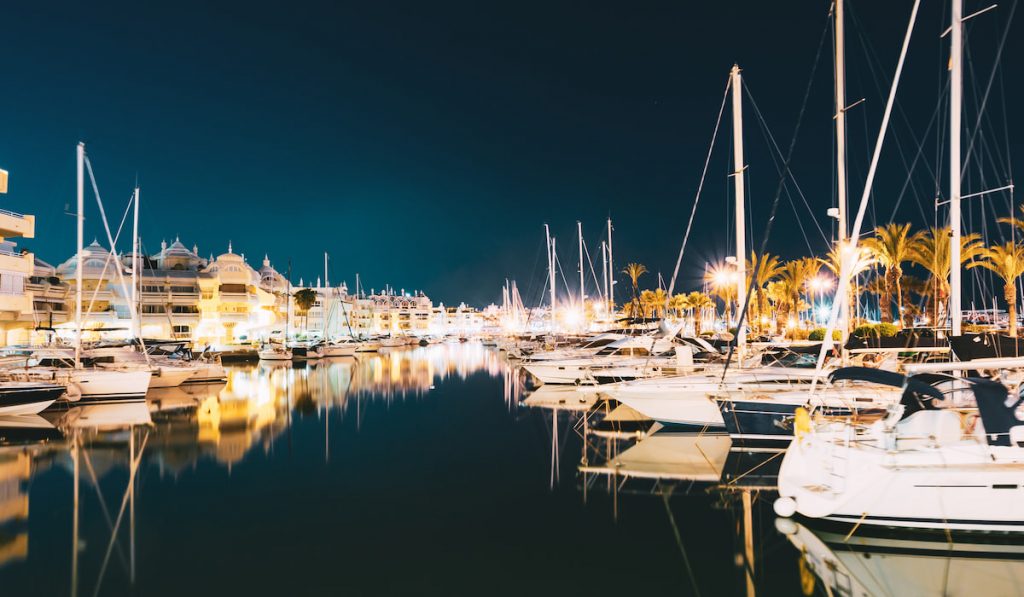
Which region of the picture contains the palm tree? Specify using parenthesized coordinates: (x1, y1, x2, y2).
(820, 243, 875, 330)
(705, 263, 738, 324)
(796, 257, 823, 322)
(639, 289, 666, 318)
(908, 227, 982, 326)
(669, 293, 689, 318)
(774, 259, 816, 336)
(900, 275, 929, 325)
(997, 204, 1024, 238)
(647, 288, 668, 318)
(293, 288, 319, 332)
(862, 223, 923, 326)
(967, 242, 1024, 337)
(682, 291, 715, 334)
(747, 251, 784, 333)
(622, 263, 647, 318)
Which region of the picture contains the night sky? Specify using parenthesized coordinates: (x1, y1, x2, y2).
(0, 1, 1019, 306)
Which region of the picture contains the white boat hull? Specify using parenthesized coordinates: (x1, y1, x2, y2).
(778, 412, 1024, 532)
(258, 350, 293, 361)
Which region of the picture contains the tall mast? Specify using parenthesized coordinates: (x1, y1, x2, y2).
(324, 251, 329, 288)
(286, 260, 292, 342)
(601, 240, 608, 307)
(730, 65, 747, 353)
(131, 186, 140, 339)
(75, 142, 84, 368)
(949, 0, 963, 336)
(550, 237, 557, 306)
(545, 224, 556, 316)
(577, 221, 584, 309)
(607, 218, 614, 310)
(834, 0, 850, 345)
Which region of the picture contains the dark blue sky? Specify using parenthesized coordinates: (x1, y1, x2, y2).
(0, 1, 1019, 305)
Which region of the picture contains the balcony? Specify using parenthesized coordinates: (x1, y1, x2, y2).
(0, 210, 34, 240)
(0, 250, 33, 276)
(0, 293, 30, 317)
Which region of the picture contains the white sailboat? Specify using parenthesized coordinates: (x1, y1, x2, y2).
(16, 143, 154, 404)
(776, 367, 1024, 532)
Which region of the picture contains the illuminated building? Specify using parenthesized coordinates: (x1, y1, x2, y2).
(349, 290, 433, 336)
(0, 187, 38, 345)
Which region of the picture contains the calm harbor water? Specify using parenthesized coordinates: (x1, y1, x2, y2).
(0, 344, 1013, 596)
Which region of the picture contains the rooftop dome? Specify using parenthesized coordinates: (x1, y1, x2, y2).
(56, 240, 115, 276)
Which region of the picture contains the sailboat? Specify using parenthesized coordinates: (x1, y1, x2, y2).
(776, 367, 1024, 532)
(260, 262, 293, 361)
(8, 143, 153, 405)
(774, 0, 1024, 533)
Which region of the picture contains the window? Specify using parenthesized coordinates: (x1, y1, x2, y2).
(219, 284, 247, 294)
(170, 285, 198, 294)
(141, 285, 164, 293)
(173, 325, 191, 334)
(141, 305, 166, 314)
(171, 305, 200, 314)
(0, 273, 25, 295)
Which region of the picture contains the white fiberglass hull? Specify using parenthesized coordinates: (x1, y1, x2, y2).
(604, 383, 725, 429)
(185, 363, 228, 383)
(259, 350, 293, 361)
(322, 345, 357, 357)
(19, 369, 152, 403)
(778, 415, 1024, 532)
(147, 366, 196, 388)
(603, 369, 823, 430)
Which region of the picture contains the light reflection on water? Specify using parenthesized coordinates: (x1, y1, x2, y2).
(0, 344, 524, 596)
(0, 344, 1014, 596)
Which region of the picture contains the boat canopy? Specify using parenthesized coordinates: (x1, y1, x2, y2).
(830, 367, 946, 414)
(917, 375, 1023, 447)
(949, 333, 1024, 361)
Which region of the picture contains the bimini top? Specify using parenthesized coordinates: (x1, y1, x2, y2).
(923, 375, 1022, 448)
(829, 366, 945, 413)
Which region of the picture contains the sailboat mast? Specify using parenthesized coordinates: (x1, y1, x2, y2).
(545, 224, 556, 316)
(730, 65, 747, 353)
(577, 221, 584, 309)
(607, 218, 613, 311)
(286, 260, 292, 342)
(131, 186, 140, 339)
(834, 0, 850, 344)
(601, 240, 608, 307)
(75, 142, 84, 368)
(324, 251, 329, 288)
(949, 0, 963, 336)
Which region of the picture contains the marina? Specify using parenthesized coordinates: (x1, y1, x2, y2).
(0, 344, 932, 596)
(1, 0, 1024, 594)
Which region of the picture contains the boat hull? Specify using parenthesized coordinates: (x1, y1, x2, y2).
(0, 384, 65, 416)
(779, 424, 1024, 532)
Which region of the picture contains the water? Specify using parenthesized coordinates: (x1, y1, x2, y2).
(0, 344, 1015, 596)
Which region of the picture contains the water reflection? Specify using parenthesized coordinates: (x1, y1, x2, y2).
(0, 343, 984, 596)
(0, 344, 505, 596)
(780, 519, 1024, 596)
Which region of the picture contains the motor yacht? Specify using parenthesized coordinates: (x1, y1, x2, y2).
(86, 346, 195, 388)
(0, 382, 66, 416)
(522, 336, 678, 385)
(258, 344, 293, 361)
